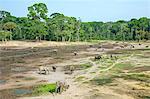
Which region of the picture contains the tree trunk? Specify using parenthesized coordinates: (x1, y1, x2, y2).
(39, 36, 41, 41)
(68, 34, 72, 42)
(62, 36, 65, 42)
(76, 28, 80, 41)
(10, 34, 12, 40)
(4, 38, 7, 42)
(36, 36, 38, 41)
(56, 34, 59, 42)
(23, 35, 26, 40)
(2, 38, 4, 42)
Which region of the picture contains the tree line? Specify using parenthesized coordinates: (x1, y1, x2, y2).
(0, 3, 150, 42)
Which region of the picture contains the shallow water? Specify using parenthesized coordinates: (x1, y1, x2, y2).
(12, 89, 32, 96)
(0, 79, 6, 84)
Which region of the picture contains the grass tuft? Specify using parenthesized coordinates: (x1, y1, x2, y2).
(79, 62, 92, 69)
(122, 73, 150, 82)
(75, 76, 85, 81)
(90, 77, 113, 85)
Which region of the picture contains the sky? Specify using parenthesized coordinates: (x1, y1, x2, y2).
(0, 0, 150, 22)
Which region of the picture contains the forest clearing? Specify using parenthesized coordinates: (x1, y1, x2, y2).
(0, 1, 150, 99)
(0, 40, 150, 99)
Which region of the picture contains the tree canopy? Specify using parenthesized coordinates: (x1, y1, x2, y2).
(0, 3, 149, 42)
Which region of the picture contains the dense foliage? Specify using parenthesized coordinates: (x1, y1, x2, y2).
(0, 3, 150, 41)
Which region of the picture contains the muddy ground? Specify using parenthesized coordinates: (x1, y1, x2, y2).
(0, 41, 150, 99)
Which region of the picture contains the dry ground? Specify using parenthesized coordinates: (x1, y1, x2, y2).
(0, 40, 150, 99)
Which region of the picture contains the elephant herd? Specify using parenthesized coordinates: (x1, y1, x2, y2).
(38, 65, 75, 75)
(37, 43, 149, 94)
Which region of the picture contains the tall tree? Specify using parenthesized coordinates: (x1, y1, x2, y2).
(0, 11, 11, 21)
(27, 3, 48, 21)
(27, 3, 48, 41)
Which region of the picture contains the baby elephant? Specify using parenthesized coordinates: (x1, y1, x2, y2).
(38, 66, 50, 75)
(61, 82, 69, 92)
(145, 45, 149, 48)
(74, 52, 78, 56)
(52, 66, 56, 72)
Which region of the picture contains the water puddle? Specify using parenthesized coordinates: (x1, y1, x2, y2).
(12, 89, 32, 96)
(0, 79, 6, 84)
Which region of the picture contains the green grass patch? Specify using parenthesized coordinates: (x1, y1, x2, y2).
(75, 76, 85, 82)
(96, 57, 114, 68)
(79, 62, 92, 69)
(24, 77, 36, 81)
(115, 62, 132, 69)
(111, 62, 133, 73)
(122, 73, 150, 82)
(138, 48, 150, 51)
(107, 50, 132, 55)
(101, 62, 113, 68)
(90, 77, 113, 86)
(135, 54, 150, 58)
(90, 71, 96, 74)
(98, 66, 107, 69)
(65, 62, 92, 71)
(33, 83, 56, 95)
